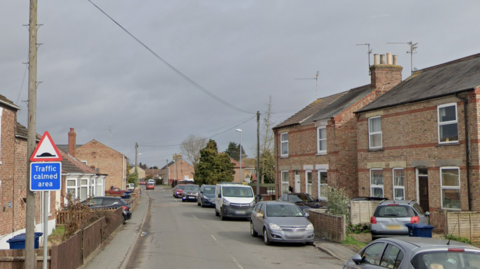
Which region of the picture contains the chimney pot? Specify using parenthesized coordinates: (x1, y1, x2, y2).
(387, 53, 392, 65)
(393, 55, 398, 65)
(374, 54, 380, 65)
(380, 54, 386, 65)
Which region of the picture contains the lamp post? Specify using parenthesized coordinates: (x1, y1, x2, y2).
(236, 129, 242, 183)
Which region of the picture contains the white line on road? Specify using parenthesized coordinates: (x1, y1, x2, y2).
(229, 254, 244, 269)
(193, 214, 198, 220)
(210, 234, 217, 242)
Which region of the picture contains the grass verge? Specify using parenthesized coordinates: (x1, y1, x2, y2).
(342, 235, 367, 251)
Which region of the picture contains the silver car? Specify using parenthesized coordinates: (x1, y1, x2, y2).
(344, 237, 480, 269)
(250, 201, 314, 245)
(371, 200, 430, 240)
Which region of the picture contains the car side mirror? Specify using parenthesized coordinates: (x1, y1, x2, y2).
(352, 254, 362, 264)
(218, 193, 221, 198)
(425, 211, 430, 217)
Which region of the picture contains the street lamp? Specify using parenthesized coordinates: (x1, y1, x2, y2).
(236, 129, 242, 183)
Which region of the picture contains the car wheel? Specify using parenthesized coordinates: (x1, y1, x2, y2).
(263, 228, 271, 245)
(215, 209, 219, 216)
(123, 215, 127, 224)
(250, 222, 258, 237)
(182, 199, 185, 202)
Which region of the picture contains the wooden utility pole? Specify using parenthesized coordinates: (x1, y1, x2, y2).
(256, 111, 260, 197)
(135, 142, 138, 185)
(26, 0, 38, 267)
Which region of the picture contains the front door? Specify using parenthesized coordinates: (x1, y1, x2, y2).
(294, 171, 300, 193)
(417, 168, 429, 212)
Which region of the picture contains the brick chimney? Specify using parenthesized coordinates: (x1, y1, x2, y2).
(68, 128, 76, 157)
(370, 53, 403, 92)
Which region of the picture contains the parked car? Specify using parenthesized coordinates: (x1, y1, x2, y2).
(343, 237, 480, 269)
(250, 201, 314, 245)
(146, 182, 155, 190)
(105, 187, 132, 199)
(182, 184, 200, 202)
(197, 185, 216, 207)
(215, 183, 255, 220)
(127, 183, 135, 191)
(139, 181, 146, 185)
(370, 200, 430, 240)
(278, 193, 324, 213)
(147, 179, 155, 185)
(82, 196, 132, 222)
(173, 184, 186, 198)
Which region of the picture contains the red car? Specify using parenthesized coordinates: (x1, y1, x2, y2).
(173, 184, 186, 198)
(146, 182, 155, 190)
(139, 181, 146, 185)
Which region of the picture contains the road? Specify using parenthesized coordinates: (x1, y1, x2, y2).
(126, 186, 344, 269)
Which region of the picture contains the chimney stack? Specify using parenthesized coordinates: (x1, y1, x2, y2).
(68, 128, 76, 158)
(370, 52, 402, 91)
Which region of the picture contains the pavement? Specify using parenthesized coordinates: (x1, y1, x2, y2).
(313, 237, 358, 263)
(81, 188, 149, 269)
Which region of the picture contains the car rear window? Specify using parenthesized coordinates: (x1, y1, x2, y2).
(374, 205, 415, 217)
(411, 250, 480, 269)
(177, 185, 186, 190)
(203, 187, 215, 194)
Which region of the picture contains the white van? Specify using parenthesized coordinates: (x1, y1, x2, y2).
(215, 183, 255, 221)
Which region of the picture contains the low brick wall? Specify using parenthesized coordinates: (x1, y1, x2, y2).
(309, 209, 346, 243)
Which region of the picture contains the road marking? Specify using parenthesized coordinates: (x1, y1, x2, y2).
(211, 234, 217, 242)
(229, 254, 244, 269)
(193, 214, 198, 220)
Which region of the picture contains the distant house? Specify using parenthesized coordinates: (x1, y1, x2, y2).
(354, 53, 480, 231)
(273, 53, 403, 200)
(145, 168, 162, 179)
(129, 166, 145, 180)
(160, 156, 194, 185)
(58, 128, 128, 190)
(0, 94, 56, 249)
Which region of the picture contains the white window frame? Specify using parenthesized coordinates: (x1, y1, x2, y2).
(370, 169, 384, 198)
(66, 179, 77, 205)
(392, 168, 405, 200)
(90, 178, 96, 198)
(81, 160, 88, 165)
(368, 116, 382, 149)
(317, 127, 327, 154)
(281, 171, 289, 194)
(80, 178, 89, 201)
(96, 178, 104, 196)
(437, 103, 458, 144)
(440, 167, 461, 210)
(280, 132, 289, 157)
(305, 170, 312, 195)
(317, 170, 328, 200)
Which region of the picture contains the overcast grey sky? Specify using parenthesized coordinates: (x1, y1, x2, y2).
(1, 1, 479, 167)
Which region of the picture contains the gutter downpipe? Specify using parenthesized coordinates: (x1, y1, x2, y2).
(455, 92, 471, 211)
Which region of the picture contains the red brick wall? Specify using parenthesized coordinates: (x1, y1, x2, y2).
(357, 92, 480, 230)
(75, 140, 126, 189)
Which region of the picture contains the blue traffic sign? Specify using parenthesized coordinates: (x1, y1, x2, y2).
(30, 162, 62, 191)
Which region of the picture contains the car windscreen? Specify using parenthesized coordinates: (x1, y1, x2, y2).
(288, 194, 315, 203)
(222, 187, 253, 198)
(185, 185, 199, 191)
(374, 205, 415, 217)
(176, 185, 186, 190)
(203, 186, 215, 194)
(411, 250, 480, 269)
(266, 204, 304, 217)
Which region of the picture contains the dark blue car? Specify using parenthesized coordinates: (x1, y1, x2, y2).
(197, 185, 216, 207)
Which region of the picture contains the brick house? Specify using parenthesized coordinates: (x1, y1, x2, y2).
(355, 53, 480, 231)
(231, 158, 246, 183)
(0, 95, 56, 248)
(160, 157, 194, 185)
(129, 166, 145, 180)
(273, 53, 402, 200)
(58, 128, 127, 190)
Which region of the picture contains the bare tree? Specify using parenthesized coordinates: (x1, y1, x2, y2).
(180, 134, 207, 168)
(258, 96, 275, 183)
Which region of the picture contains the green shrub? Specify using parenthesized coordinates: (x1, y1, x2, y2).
(444, 234, 472, 245)
(326, 186, 350, 222)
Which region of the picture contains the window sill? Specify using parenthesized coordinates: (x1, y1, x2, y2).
(368, 148, 384, 152)
(316, 152, 327, 156)
(280, 156, 289, 159)
(436, 142, 460, 147)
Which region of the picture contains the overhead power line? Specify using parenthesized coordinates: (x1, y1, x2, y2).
(87, 0, 254, 115)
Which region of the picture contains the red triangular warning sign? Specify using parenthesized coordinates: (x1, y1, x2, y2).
(30, 131, 63, 162)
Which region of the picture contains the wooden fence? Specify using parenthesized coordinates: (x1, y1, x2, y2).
(350, 200, 382, 225)
(309, 209, 346, 243)
(446, 211, 480, 246)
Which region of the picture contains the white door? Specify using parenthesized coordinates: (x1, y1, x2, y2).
(294, 171, 301, 193)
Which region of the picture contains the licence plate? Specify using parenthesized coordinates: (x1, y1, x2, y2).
(235, 211, 246, 215)
(387, 225, 402, 230)
(188, 196, 194, 199)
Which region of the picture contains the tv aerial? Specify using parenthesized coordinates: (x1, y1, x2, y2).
(387, 41, 418, 74)
(356, 43, 372, 75)
(295, 71, 319, 99)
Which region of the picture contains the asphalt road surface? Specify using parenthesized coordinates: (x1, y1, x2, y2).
(126, 186, 344, 269)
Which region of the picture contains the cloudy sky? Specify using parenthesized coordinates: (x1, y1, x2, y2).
(1, 1, 479, 167)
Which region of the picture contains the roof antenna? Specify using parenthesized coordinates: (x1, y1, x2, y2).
(387, 41, 418, 75)
(295, 71, 319, 99)
(356, 43, 372, 76)
(447, 222, 458, 245)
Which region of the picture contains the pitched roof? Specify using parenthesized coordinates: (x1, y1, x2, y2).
(357, 53, 480, 113)
(274, 91, 347, 129)
(0, 94, 20, 110)
(303, 85, 372, 124)
(16, 122, 28, 139)
(230, 158, 245, 169)
(58, 148, 98, 174)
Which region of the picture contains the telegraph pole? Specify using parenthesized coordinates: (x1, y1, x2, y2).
(256, 111, 260, 197)
(135, 143, 138, 185)
(26, 0, 38, 267)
